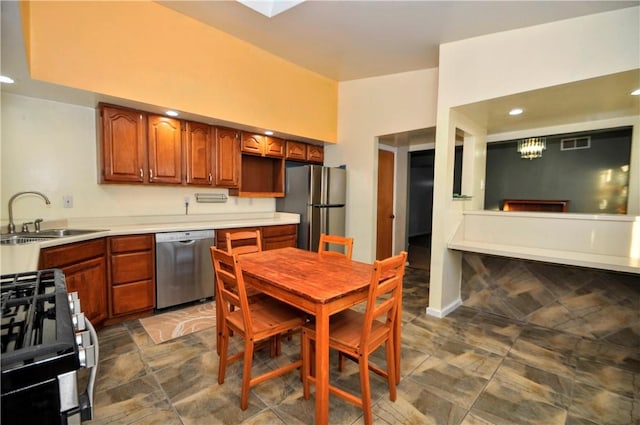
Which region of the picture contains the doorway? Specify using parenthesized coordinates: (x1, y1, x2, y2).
(407, 146, 462, 270)
(407, 150, 434, 269)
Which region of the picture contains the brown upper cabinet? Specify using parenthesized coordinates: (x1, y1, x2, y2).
(147, 114, 182, 184)
(100, 104, 182, 185)
(185, 124, 240, 188)
(185, 120, 212, 186)
(285, 141, 307, 161)
(285, 140, 324, 164)
(99, 104, 147, 183)
(306, 144, 324, 164)
(214, 127, 241, 188)
(241, 132, 285, 158)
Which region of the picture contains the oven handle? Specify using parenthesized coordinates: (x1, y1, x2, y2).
(79, 317, 99, 421)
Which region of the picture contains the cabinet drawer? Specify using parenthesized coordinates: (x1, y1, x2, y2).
(109, 234, 154, 253)
(111, 251, 154, 284)
(263, 235, 297, 251)
(40, 239, 105, 267)
(216, 227, 260, 249)
(111, 280, 154, 315)
(262, 224, 297, 238)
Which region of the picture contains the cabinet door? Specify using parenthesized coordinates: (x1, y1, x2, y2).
(148, 115, 183, 184)
(214, 127, 240, 188)
(100, 104, 146, 183)
(186, 121, 213, 186)
(264, 137, 285, 158)
(307, 145, 324, 164)
(61, 257, 108, 325)
(241, 133, 264, 156)
(40, 239, 108, 327)
(285, 141, 307, 161)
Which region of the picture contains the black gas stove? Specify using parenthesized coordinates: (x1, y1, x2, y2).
(1, 269, 98, 425)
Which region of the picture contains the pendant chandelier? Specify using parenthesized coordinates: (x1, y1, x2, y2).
(517, 137, 546, 160)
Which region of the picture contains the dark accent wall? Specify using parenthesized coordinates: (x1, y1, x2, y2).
(484, 127, 632, 213)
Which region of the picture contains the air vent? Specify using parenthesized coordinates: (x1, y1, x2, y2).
(561, 136, 591, 151)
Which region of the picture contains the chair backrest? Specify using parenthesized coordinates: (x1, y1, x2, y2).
(226, 230, 262, 255)
(318, 233, 354, 259)
(210, 247, 253, 333)
(360, 251, 407, 347)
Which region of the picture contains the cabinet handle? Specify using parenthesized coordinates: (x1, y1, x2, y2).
(208, 173, 213, 183)
(139, 168, 144, 181)
(149, 169, 154, 181)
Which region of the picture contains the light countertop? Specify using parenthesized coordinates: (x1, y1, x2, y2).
(1, 212, 299, 275)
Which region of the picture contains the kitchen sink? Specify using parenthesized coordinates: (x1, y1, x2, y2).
(34, 228, 106, 237)
(0, 229, 106, 245)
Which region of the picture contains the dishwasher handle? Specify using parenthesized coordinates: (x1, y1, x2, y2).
(177, 239, 197, 246)
(155, 229, 215, 243)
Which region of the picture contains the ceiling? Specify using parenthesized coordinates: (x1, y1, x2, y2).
(159, 1, 638, 82)
(1, 1, 639, 144)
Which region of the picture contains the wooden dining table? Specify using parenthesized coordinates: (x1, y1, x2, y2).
(236, 247, 402, 425)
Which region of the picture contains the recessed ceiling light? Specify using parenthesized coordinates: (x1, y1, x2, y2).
(509, 108, 524, 116)
(264, 130, 274, 136)
(631, 89, 640, 96)
(0, 75, 15, 84)
(166, 110, 179, 117)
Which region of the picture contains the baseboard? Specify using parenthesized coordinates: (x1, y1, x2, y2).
(426, 297, 462, 318)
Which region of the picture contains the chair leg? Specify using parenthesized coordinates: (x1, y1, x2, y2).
(240, 339, 255, 410)
(218, 331, 229, 385)
(386, 340, 397, 401)
(302, 329, 311, 399)
(359, 355, 372, 425)
(338, 352, 345, 371)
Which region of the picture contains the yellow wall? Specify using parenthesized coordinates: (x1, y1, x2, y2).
(23, 1, 337, 142)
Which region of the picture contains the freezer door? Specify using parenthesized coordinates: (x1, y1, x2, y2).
(326, 167, 346, 206)
(310, 166, 346, 206)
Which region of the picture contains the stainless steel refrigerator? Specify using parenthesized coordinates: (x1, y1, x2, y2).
(276, 165, 346, 252)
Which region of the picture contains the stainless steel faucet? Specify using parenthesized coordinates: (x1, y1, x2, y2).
(7, 191, 51, 234)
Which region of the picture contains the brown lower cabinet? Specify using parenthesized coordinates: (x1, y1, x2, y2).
(40, 239, 108, 327)
(216, 224, 297, 251)
(38, 225, 292, 328)
(107, 234, 155, 323)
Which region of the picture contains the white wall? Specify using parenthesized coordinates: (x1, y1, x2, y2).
(429, 7, 640, 316)
(330, 69, 439, 262)
(0, 94, 273, 226)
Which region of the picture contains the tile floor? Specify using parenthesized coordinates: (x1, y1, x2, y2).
(85, 255, 639, 425)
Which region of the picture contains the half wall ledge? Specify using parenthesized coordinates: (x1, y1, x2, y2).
(448, 211, 640, 275)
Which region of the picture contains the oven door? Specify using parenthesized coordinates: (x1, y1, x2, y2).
(2, 371, 82, 425)
(1, 317, 99, 425)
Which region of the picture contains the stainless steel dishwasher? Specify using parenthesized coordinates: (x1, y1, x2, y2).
(155, 229, 215, 309)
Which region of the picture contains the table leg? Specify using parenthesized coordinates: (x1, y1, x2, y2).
(315, 304, 330, 425)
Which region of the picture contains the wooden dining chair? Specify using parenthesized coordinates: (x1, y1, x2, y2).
(301, 251, 407, 425)
(211, 247, 306, 410)
(226, 230, 262, 255)
(317, 233, 354, 259)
